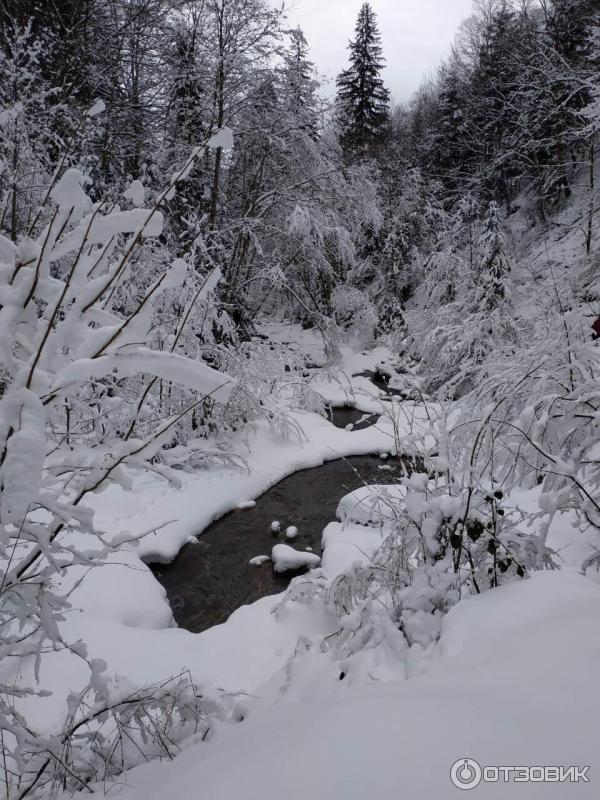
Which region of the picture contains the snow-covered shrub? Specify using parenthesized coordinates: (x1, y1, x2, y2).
(331, 285, 378, 349)
(0, 123, 237, 795)
(407, 292, 521, 397)
(406, 202, 520, 397)
(8, 671, 237, 798)
(464, 303, 600, 572)
(327, 469, 540, 654)
(203, 340, 325, 439)
(274, 395, 548, 674)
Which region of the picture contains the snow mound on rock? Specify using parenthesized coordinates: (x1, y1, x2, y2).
(336, 484, 407, 527)
(272, 544, 321, 573)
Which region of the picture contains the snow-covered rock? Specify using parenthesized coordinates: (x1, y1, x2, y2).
(249, 555, 271, 567)
(271, 544, 321, 573)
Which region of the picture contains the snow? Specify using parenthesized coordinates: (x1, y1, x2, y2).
(321, 520, 387, 576)
(51, 348, 234, 401)
(285, 525, 299, 539)
(207, 127, 234, 151)
(68, 571, 600, 800)
(249, 555, 271, 566)
(123, 179, 146, 207)
(87, 98, 106, 117)
(163, 257, 188, 289)
(336, 483, 407, 527)
(50, 168, 90, 211)
(511, 485, 600, 580)
(49, 209, 166, 261)
(198, 266, 221, 298)
(0, 233, 16, 264)
(87, 406, 420, 564)
(237, 499, 257, 509)
(0, 389, 45, 524)
(271, 543, 321, 573)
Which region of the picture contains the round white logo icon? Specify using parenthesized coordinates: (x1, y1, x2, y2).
(451, 759, 483, 790)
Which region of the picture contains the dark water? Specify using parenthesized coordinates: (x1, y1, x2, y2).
(357, 370, 408, 399)
(327, 406, 379, 430)
(150, 453, 402, 633)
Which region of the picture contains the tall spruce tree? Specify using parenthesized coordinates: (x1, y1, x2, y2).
(281, 27, 319, 138)
(335, 2, 390, 158)
(478, 200, 511, 308)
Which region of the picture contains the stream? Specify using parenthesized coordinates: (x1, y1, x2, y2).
(151, 453, 401, 632)
(150, 405, 400, 633)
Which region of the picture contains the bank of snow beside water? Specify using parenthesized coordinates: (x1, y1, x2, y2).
(11, 349, 432, 730)
(89, 408, 408, 566)
(10, 321, 599, 800)
(88, 329, 417, 567)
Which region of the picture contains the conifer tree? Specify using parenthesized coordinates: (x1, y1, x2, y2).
(429, 60, 470, 196)
(282, 27, 319, 138)
(548, 0, 598, 61)
(335, 2, 390, 158)
(478, 201, 511, 307)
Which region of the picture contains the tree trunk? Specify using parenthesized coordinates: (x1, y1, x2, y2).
(586, 142, 595, 255)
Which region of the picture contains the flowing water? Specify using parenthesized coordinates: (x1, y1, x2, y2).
(150, 408, 398, 633)
(150, 454, 401, 633)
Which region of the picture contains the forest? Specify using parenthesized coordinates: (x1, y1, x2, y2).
(1, 0, 599, 797)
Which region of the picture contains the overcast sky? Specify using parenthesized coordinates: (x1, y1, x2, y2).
(283, 0, 475, 103)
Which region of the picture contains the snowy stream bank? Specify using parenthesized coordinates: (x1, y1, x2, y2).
(7, 325, 600, 800)
(11, 329, 435, 730)
(149, 366, 417, 633)
(151, 453, 403, 632)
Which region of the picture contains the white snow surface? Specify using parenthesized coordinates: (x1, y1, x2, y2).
(6, 322, 599, 799)
(123, 179, 145, 206)
(249, 555, 271, 566)
(5, 330, 421, 729)
(336, 482, 407, 527)
(271, 543, 321, 572)
(88, 393, 427, 566)
(87, 98, 106, 117)
(69, 571, 600, 800)
(207, 127, 234, 151)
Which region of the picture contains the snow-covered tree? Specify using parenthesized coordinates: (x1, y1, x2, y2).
(0, 120, 240, 793)
(478, 200, 511, 307)
(335, 2, 390, 159)
(281, 27, 319, 138)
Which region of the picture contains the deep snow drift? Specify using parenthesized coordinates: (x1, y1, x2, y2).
(69, 571, 600, 800)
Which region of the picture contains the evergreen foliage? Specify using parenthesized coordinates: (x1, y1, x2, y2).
(335, 2, 390, 158)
